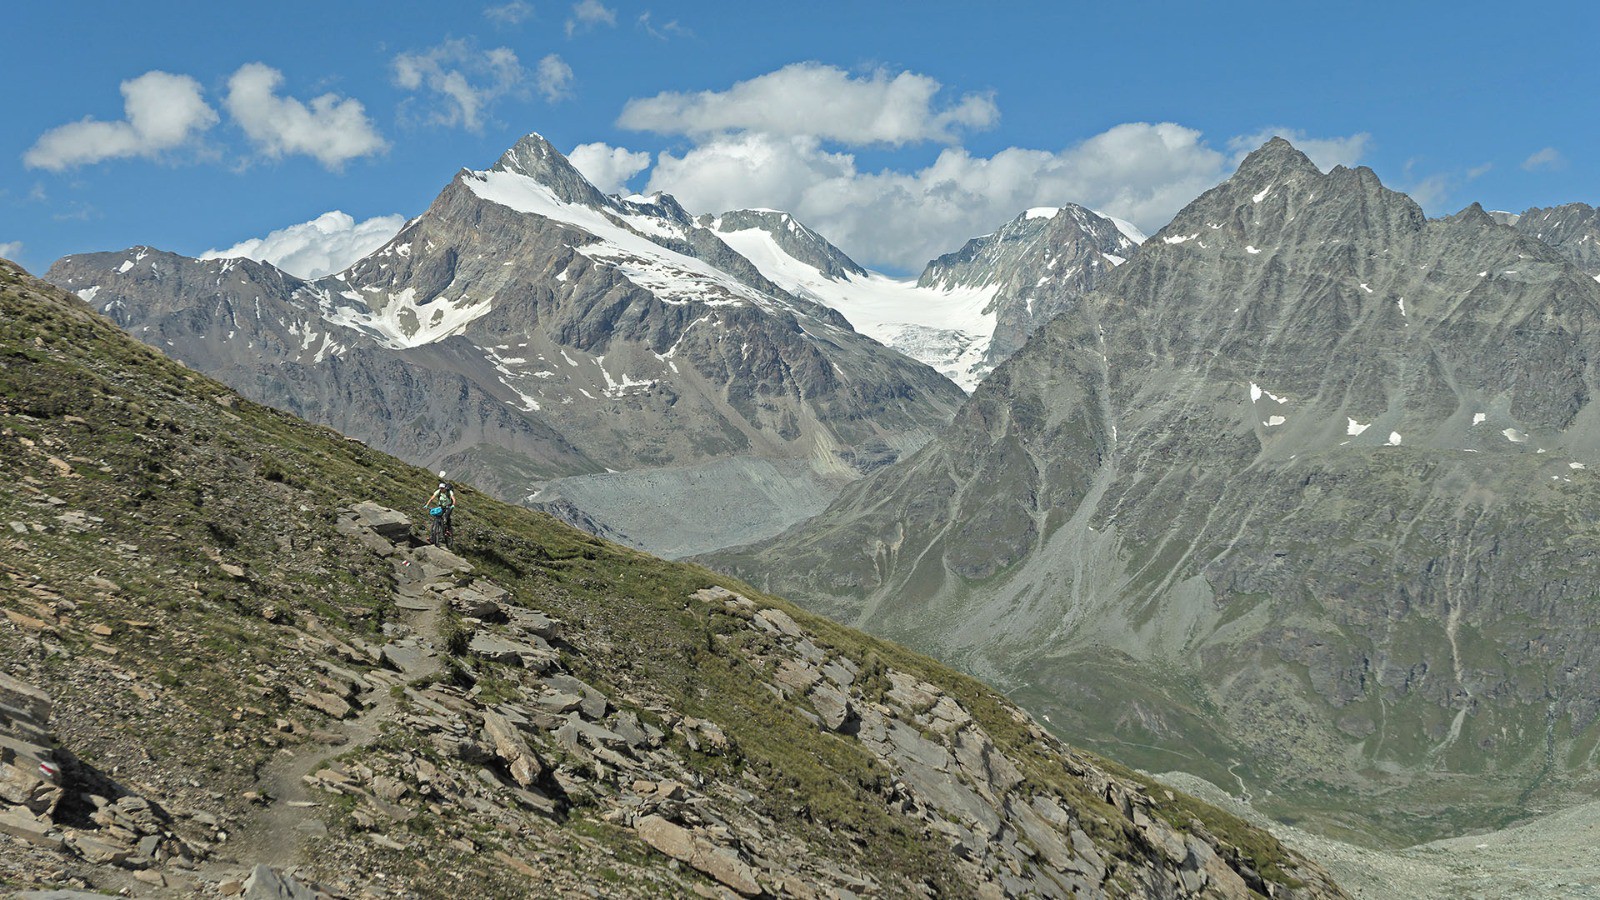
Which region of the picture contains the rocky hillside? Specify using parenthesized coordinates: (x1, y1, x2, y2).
(0, 260, 1345, 897)
(46, 134, 965, 559)
(708, 139, 1600, 844)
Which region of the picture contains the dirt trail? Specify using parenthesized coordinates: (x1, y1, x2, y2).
(204, 527, 450, 876)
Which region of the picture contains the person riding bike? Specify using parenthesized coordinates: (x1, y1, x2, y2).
(426, 472, 456, 544)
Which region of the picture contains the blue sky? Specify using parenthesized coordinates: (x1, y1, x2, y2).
(3, 0, 1594, 277)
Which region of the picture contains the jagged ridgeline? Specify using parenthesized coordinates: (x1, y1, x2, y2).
(45, 134, 968, 561)
(0, 265, 1345, 897)
(708, 139, 1600, 843)
(43, 134, 1145, 562)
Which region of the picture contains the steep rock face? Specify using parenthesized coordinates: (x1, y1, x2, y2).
(46, 134, 965, 556)
(1515, 202, 1600, 278)
(709, 139, 1600, 839)
(0, 257, 1348, 897)
(919, 205, 1141, 366)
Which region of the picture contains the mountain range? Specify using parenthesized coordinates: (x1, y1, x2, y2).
(0, 256, 1347, 898)
(708, 139, 1600, 842)
(45, 134, 1135, 558)
(36, 126, 1600, 860)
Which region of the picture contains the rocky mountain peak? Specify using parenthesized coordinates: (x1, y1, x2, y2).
(620, 190, 695, 226)
(1236, 135, 1323, 180)
(489, 132, 609, 208)
(1156, 138, 1424, 251)
(1514, 202, 1600, 277)
(1446, 201, 1498, 228)
(890, 202, 1142, 378)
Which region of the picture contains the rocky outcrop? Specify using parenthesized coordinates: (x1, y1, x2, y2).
(682, 585, 1345, 898)
(1, 674, 63, 831)
(0, 672, 203, 885)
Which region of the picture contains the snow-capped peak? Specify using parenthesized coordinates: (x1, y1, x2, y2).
(1097, 213, 1148, 245)
(463, 167, 776, 310)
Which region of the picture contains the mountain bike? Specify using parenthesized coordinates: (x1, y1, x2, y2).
(428, 507, 454, 548)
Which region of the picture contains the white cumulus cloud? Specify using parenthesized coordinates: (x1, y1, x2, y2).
(568, 142, 651, 193)
(201, 210, 405, 279)
(642, 123, 1257, 272)
(536, 54, 575, 102)
(1522, 147, 1566, 172)
(394, 40, 527, 132)
(619, 62, 997, 146)
(0, 241, 23, 261)
(566, 0, 616, 35)
(24, 71, 218, 171)
(225, 63, 387, 170)
(484, 1, 534, 25)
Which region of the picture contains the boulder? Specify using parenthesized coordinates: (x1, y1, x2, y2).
(820, 660, 857, 687)
(509, 608, 561, 639)
(753, 608, 802, 638)
(349, 502, 412, 541)
(610, 711, 650, 748)
(0, 808, 63, 850)
(481, 710, 544, 787)
(634, 815, 762, 897)
(0, 672, 52, 723)
(414, 544, 473, 576)
(448, 587, 504, 620)
(0, 757, 63, 815)
(690, 586, 737, 604)
(885, 671, 939, 712)
(773, 659, 821, 696)
(298, 691, 353, 720)
(68, 832, 130, 864)
(380, 642, 437, 679)
(543, 674, 607, 719)
(808, 683, 854, 732)
(469, 633, 555, 670)
(242, 863, 323, 900)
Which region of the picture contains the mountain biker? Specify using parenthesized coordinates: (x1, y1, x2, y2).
(426, 472, 456, 540)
